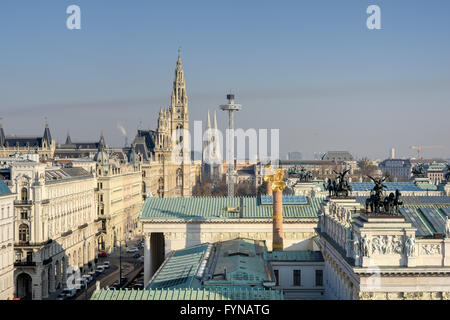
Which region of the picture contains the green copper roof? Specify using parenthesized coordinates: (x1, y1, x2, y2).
(0, 179, 11, 195)
(90, 287, 284, 300)
(416, 182, 438, 191)
(139, 196, 324, 220)
(264, 250, 324, 262)
(148, 239, 274, 289)
(148, 243, 209, 289)
(203, 239, 272, 286)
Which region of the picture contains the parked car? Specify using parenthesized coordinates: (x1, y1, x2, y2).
(56, 293, 68, 300)
(62, 287, 77, 298)
(132, 283, 144, 290)
(102, 261, 110, 269)
(126, 248, 138, 253)
(82, 274, 93, 283)
(98, 252, 108, 258)
(133, 253, 141, 259)
(96, 266, 105, 274)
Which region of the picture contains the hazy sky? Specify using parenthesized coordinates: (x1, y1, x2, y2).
(1, 0, 449, 160)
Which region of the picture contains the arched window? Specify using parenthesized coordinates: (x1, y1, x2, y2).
(21, 187, 28, 201)
(19, 224, 30, 244)
(176, 169, 183, 187)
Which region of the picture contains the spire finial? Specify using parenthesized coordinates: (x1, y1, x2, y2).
(44, 116, 48, 128)
(177, 47, 182, 65)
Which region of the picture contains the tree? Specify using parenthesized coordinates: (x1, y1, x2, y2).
(236, 183, 256, 197)
(257, 180, 269, 196)
(357, 158, 378, 181)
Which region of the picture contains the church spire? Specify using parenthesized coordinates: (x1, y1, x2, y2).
(65, 129, 72, 145)
(207, 109, 211, 130)
(170, 49, 189, 131)
(43, 120, 52, 146)
(0, 118, 5, 147)
(98, 131, 106, 151)
(214, 110, 218, 131)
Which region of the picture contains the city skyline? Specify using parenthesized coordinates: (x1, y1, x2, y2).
(1, 0, 450, 159)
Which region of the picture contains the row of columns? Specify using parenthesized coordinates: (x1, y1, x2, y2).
(323, 253, 356, 300)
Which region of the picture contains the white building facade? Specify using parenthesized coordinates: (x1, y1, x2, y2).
(10, 161, 97, 300)
(0, 181, 15, 300)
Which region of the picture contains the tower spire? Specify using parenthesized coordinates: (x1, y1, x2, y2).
(0, 117, 4, 147)
(65, 129, 72, 145)
(207, 109, 211, 129)
(214, 110, 218, 131)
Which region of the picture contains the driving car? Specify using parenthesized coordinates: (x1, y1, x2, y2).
(102, 261, 110, 269)
(126, 248, 138, 253)
(98, 252, 108, 258)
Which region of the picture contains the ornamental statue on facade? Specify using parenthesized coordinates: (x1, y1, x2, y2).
(288, 165, 313, 182)
(353, 233, 360, 258)
(365, 176, 403, 215)
(445, 165, 450, 182)
(412, 163, 427, 178)
(324, 169, 353, 197)
(445, 216, 450, 238)
(360, 234, 370, 257)
(405, 235, 416, 257)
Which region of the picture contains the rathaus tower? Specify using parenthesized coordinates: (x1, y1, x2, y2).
(132, 51, 197, 198)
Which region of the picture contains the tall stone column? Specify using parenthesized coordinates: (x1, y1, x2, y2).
(264, 167, 286, 252)
(56, 262, 61, 289)
(49, 264, 55, 293)
(272, 190, 284, 251)
(62, 259, 67, 287)
(143, 233, 152, 286)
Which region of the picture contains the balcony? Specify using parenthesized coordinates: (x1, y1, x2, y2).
(78, 223, 88, 230)
(14, 200, 33, 206)
(14, 261, 36, 267)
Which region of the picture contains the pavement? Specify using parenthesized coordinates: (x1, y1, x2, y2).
(45, 236, 144, 300)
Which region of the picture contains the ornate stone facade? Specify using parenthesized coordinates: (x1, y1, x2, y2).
(9, 161, 97, 300)
(318, 199, 450, 300)
(0, 183, 15, 300)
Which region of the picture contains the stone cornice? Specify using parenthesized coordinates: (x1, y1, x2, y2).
(140, 218, 318, 224)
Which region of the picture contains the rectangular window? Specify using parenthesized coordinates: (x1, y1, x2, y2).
(315, 270, 323, 287)
(273, 269, 279, 286)
(293, 270, 301, 286)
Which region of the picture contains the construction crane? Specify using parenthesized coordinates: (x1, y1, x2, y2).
(410, 145, 443, 159)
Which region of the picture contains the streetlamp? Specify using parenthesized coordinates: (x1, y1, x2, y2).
(116, 239, 127, 287)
